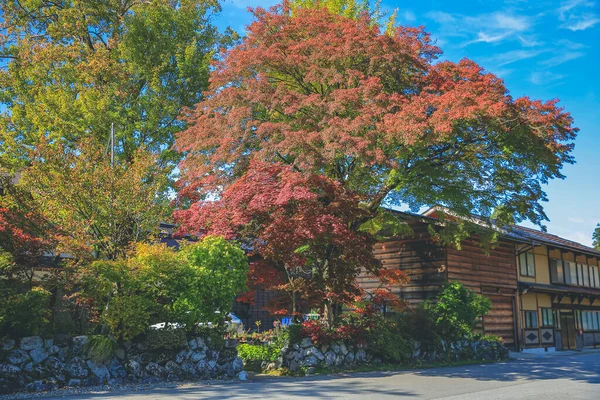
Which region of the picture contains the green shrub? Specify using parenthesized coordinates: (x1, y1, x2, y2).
(237, 343, 280, 363)
(367, 316, 414, 363)
(144, 326, 187, 350)
(85, 335, 118, 363)
(0, 287, 51, 338)
(428, 281, 491, 342)
(287, 323, 302, 345)
(101, 294, 154, 341)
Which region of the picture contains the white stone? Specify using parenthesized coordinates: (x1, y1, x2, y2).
(20, 336, 43, 351)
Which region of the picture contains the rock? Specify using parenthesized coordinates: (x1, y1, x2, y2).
(334, 354, 344, 366)
(25, 380, 51, 392)
(175, 350, 188, 364)
(320, 344, 329, 354)
(108, 378, 123, 386)
(232, 357, 244, 373)
(44, 357, 66, 382)
(355, 349, 367, 363)
(47, 345, 59, 355)
(2, 340, 15, 351)
(44, 339, 54, 348)
(222, 362, 235, 377)
(206, 349, 219, 360)
(304, 346, 324, 361)
(180, 360, 197, 378)
(345, 352, 355, 363)
(207, 359, 217, 370)
(237, 371, 248, 381)
(109, 358, 126, 378)
(330, 342, 340, 354)
(29, 347, 49, 364)
(300, 337, 313, 348)
(54, 333, 70, 347)
(266, 362, 276, 370)
(339, 343, 348, 355)
(85, 375, 101, 386)
(66, 357, 89, 378)
(324, 351, 336, 367)
(145, 362, 166, 378)
(20, 336, 43, 351)
(0, 363, 21, 376)
(71, 336, 88, 355)
(285, 350, 296, 360)
(190, 351, 206, 362)
(87, 360, 110, 383)
(289, 359, 300, 372)
(302, 356, 318, 367)
(305, 367, 315, 376)
(23, 362, 44, 378)
(67, 378, 82, 387)
(165, 360, 182, 379)
(57, 347, 69, 361)
(126, 360, 144, 379)
(115, 348, 126, 360)
(8, 349, 30, 365)
(138, 352, 153, 364)
(196, 337, 206, 349)
(195, 359, 208, 372)
(188, 339, 198, 350)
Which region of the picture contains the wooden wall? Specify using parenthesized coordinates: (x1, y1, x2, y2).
(446, 238, 518, 347)
(359, 220, 447, 305)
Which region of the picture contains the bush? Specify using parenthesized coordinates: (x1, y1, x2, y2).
(77, 236, 248, 341)
(427, 281, 492, 342)
(85, 335, 118, 363)
(367, 316, 414, 363)
(144, 326, 187, 351)
(237, 343, 280, 363)
(0, 287, 51, 338)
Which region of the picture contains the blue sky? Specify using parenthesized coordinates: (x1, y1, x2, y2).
(214, 0, 600, 246)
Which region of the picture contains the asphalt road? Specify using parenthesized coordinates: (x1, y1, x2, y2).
(45, 352, 600, 400)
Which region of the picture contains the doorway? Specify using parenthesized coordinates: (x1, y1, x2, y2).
(560, 311, 577, 350)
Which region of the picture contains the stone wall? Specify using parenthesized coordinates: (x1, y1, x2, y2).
(271, 337, 509, 375)
(0, 335, 246, 394)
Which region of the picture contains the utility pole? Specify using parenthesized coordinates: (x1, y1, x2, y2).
(110, 122, 115, 167)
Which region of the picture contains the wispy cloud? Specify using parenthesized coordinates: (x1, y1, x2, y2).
(530, 70, 566, 85)
(539, 51, 585, 67)
(425, 11, 534, 47)
(557, 0, 600, 31)
(483, 49, 547, 67)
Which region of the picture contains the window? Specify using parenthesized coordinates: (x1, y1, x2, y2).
(582, 311, 600, 331)
(519, 252, 536, 277)
(582, 264, 591, 287)
(524, 311, 538, 328)
(565, 261, 577, 285)
(550, 258, 564, 284)
(541, 308, 554, 327)
(591, 266, 600, 288)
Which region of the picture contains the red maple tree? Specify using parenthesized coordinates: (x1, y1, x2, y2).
(175, 4, 577, 322)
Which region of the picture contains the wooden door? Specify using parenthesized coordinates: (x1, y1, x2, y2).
(560, 312, 577, 350)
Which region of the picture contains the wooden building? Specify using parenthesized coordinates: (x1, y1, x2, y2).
(370, 207, 600, 352)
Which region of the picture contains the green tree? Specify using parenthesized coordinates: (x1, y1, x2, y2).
(594, 225, 600, 250)
(428, 281, 492, 341)
(19, 138, 170, 261)
(78, 236, 248, 340)
(0, 0, 228, 172)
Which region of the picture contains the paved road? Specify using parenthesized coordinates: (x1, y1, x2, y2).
(46, 353, 600, 400)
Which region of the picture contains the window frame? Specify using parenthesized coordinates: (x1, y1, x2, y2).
(524, 310, 538, 329)
(550, 258, 564, 284)
(541, 308, 554, 327)
(519, 252, 536, 278)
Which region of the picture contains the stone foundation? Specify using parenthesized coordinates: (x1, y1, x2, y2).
(0, 335, 246, 394)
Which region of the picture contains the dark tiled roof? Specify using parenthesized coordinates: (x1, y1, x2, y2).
(507, 225, 600, 257)
(385, 206, 600, 258)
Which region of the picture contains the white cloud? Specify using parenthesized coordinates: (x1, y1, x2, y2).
(539, 51, 585, 67)
(401, 10, 417, 22)
(557, 0, 600, 31)
(481, 49, 546, 67)
(564, 15, 600, 30)
(425, 11, 534, 46)
(530, 70, 565, 85)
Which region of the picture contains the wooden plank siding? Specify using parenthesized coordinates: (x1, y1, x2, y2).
(359, 221, 447, 306)
(446, 238, 518, 347)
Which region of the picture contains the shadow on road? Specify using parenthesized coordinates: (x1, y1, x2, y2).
(414, 353, 600, 384)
